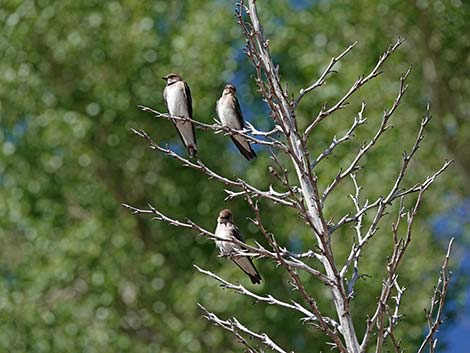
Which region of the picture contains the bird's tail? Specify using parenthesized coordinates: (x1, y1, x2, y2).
(232, 257, 262, 285)
(187, 144, 197, 157)
(231, 136, 256, 160)
(248, 272, 262, 285)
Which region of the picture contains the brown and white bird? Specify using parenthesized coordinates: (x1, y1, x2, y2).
(215, 209, 262, 284)
(162, 73, 197, 157)
(216, 84, 256, 160)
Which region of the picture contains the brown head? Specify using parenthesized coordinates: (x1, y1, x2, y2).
(222, 83, 236, 96)
(162, 73, 183, 85)
(217, 209, 233, 224)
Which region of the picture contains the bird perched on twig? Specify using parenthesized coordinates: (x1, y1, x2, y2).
(216, 84, 257, 160)
(162, 73, 197, 157)
(215, 209, 262, 284)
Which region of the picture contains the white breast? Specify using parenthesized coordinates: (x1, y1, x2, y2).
(165, 82, 190, 118)
(217, 96, 242, 129)
(215, 222, 239, 255)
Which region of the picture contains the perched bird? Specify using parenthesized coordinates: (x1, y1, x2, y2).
(162, 73, 197, 157)
(215, 209, 262, 284)
(216, 84, 257, 160)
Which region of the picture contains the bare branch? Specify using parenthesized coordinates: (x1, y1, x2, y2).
(138, 104, 287, 150)
(322, 67, 411, 203)
(123, 202, 333, 286)
(198, 304, 292, 353)
(242, 195, 347, 352)
(122, 202, 269, 256)
(304, 38, 404, 138)
(129, 128, 296, 207)
(294, 41, 358, 109)
(417, 238, 454, 353)
(236, 3, 367, 351)
(331, 159, 452, 235)
(341, 173, 365, 299)
(360, 173, 452, 353)
(312, 102, 367, 169)
(194, 265, 339, 328)
(383, 278, 406, 343)
(243, 194, 335, 287)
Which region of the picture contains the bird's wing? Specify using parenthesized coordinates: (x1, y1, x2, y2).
(230, 224, 262, 284)
(233, 95, 246, 127)
(231, 225, 245, 243)
(215, 97, 220, 119)
(230, 136, 256, 160)
(163, 86, 168, 109)
(231, 257, 262, 284)
(183, 81, 196, 140)
(183, 81, 193, 119)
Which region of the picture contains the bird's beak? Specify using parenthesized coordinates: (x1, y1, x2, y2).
(161, 76, 167, 80)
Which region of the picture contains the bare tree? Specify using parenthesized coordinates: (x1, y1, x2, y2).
(124, 1, 453, 352)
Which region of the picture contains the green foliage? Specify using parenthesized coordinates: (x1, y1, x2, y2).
(0, 0, 467, 352)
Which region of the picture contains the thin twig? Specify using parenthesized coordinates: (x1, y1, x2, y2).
(139, 104, 286, 150)
(322, 67, 411, 203)
(294, 41, 358, 109)
(312, 102, 367, 169)
(130, 128, 297, 207)
(194, 265, 339, 328)
(198, 304, 293, 353)
(304, 38, 404, 138)
(417, 238, 454, 353)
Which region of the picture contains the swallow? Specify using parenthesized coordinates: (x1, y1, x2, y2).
(162, 73, 197, 157)
(215, 209, 262, 284)
(216, 84, 256, 160)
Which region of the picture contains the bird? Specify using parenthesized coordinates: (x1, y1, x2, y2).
(162, 73, 197, 157)
(216, 84, 257, 160)
(215, 209, 262, 284)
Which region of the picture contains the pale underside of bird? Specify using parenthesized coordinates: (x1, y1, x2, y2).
(162, 73, 197, 157)
(216, 84, 257, 160)
(215, 209, 261, 284)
